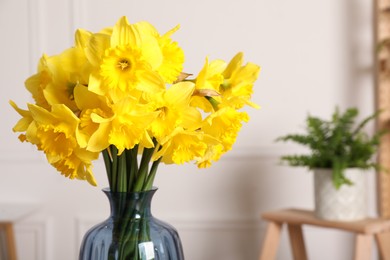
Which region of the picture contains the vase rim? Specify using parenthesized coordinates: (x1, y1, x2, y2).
(102, 186, 158, 193)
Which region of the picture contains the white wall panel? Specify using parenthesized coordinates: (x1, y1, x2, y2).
(14, 221, 48, 260)
(1, 0, 37, 160)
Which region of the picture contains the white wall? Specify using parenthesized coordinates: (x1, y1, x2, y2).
(0, 0, 377, 259)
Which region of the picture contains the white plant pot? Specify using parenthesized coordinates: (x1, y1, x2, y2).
(314, 168, 367, 221)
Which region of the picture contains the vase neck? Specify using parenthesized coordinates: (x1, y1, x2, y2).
(103, 188, 157, 219)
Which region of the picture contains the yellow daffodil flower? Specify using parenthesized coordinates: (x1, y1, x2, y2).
(192, 52, 260, 112)
(43, 47, 90, 111)
(27, 103, 98, 185)
(24, 54, 53, 110)
(73, 84, 113, 148)
(26, 44, 91, 113)
(87, 17, 183, 100)
(11, 17, 260, 190)
(153, 127, 207, 165)
(9, 101, 34, 142)
(196, 57, 226, 91)
(202, 106, 249, 152)
(148, 81, 202, 139)
(220, 52, 260, 109)
(49, 146, 98, 186)
(136, 22, 184, 83)
(191, 57, 225, 112)
(85, 97, 157, 154)
(196, 143, 224, 169)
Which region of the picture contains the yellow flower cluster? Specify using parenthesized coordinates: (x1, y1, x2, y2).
(11, 17, 260, 187)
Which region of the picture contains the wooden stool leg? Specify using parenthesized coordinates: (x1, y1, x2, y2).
(1, 223, 17, 260)
(354, 234, 372, 260)
(259, 221, 283, 260)
(375, 231, 390, 260)
(287, 224, 307, 260)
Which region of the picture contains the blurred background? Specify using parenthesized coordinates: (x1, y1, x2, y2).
(0, 0, 377, 259)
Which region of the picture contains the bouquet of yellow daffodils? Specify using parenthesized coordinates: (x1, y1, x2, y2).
(10, 16, 260, 193)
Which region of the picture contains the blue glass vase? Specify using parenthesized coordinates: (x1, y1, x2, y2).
(79, 187, 185, 260)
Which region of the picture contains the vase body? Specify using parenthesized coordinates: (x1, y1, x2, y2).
(79, 188, 184, 260)
(314, 168, 367, 221)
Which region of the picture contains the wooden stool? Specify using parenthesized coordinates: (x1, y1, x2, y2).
(259, 208, 390, 260)
(0, 222, 17, 260)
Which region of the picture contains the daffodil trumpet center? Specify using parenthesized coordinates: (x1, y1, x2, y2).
(157, 106, 168, 119)
(221, 79, 231, 90)
(117, 59, 131, 71)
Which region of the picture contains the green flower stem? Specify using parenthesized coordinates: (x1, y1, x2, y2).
(126, 145, 139, 192)
(143, 157, 162, 191)
(117, 153, 127, 192)
(109, 193, 133, 260)
(120, 195, 151, 259)
(133, 147, 155, 192)
(120, 217, 139, 258)
(111, 146, 119, 191)
(103, 143, 160, 258)
(102, 149, 112, 188)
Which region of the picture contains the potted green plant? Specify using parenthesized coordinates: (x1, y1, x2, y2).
(276, 107, 387, 221)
